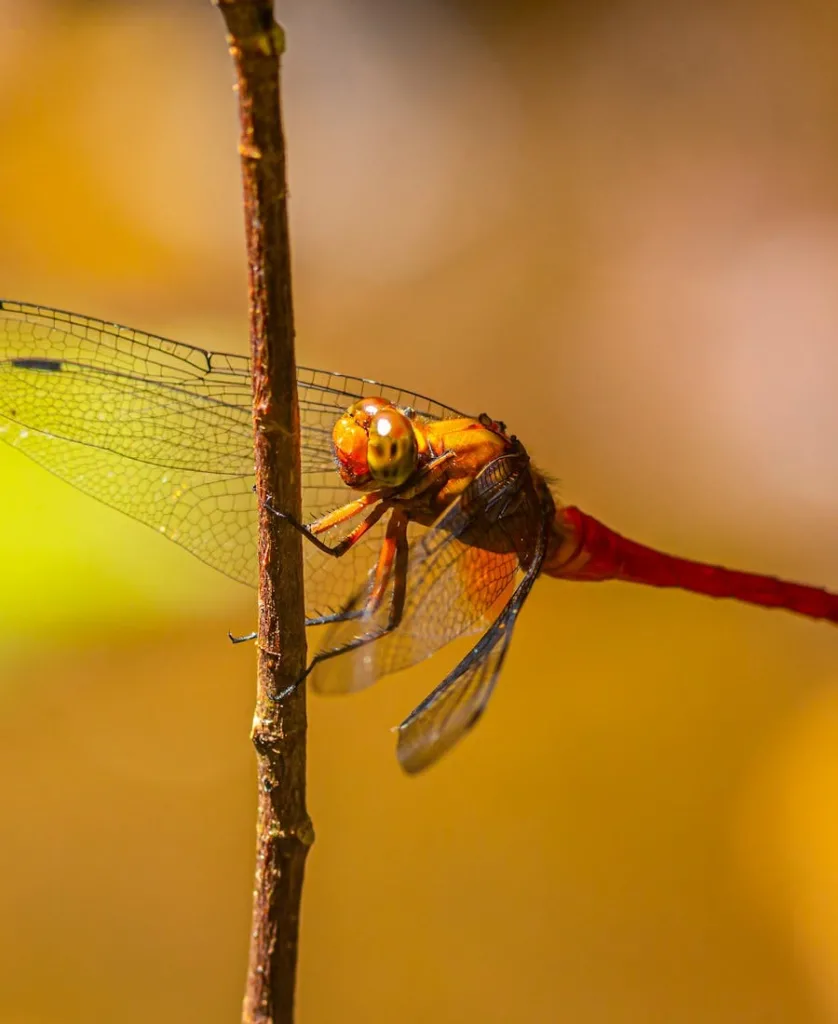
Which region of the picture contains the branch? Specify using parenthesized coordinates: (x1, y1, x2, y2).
(213, 3, 312, 1023)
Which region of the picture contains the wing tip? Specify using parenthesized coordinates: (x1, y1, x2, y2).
(395, 705, 486, 775)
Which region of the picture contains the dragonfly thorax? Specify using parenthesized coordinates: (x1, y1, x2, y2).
(333, 397, 423, 491)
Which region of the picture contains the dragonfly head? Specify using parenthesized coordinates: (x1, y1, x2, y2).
(333, 397, 419, 490)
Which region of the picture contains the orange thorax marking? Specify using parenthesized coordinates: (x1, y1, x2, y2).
(403, 416, 512, 525)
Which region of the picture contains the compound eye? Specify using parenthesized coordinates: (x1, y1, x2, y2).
(346, 397, 388, 428)
(367, 408, 417, 487)
(332, 397, 391, 488)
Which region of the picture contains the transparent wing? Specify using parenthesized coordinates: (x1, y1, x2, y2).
(395, 594, 516, 773)
(396, 493, 550, 773)
(310, 451, 539, 692)
(0, 300, 464, 610)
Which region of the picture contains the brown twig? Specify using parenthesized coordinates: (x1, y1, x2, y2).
(213, 3, 312, 1023)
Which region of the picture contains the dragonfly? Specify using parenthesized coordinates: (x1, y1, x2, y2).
(2, 300, 837, 772)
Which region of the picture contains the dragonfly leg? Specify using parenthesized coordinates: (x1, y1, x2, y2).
(305, 607, 365, 627)
(266, 490, 380, 532)
(366, 507, 408, 613)
(266, 494, 389, 557)
(228, 630, 258, 644)
(271, 509, 410, 701)
(227, 607, 366, 647)
(264, 447, 449, 558)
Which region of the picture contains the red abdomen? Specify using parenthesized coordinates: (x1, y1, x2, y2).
(544, 505, 838, 625)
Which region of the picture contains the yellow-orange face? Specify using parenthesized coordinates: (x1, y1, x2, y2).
(332, 397, 419, 490)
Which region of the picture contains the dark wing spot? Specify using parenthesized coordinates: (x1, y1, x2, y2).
(390, 441, 398, 457)
(10, 358, 63, 372)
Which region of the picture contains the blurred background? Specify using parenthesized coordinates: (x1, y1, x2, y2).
(2, 0, 838, 1020)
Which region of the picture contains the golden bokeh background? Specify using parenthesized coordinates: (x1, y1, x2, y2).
(2, 1, 838, 1021)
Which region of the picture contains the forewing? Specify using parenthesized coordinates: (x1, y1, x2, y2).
(0, 300, 463, 598)
(0, 302, 260, 583)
